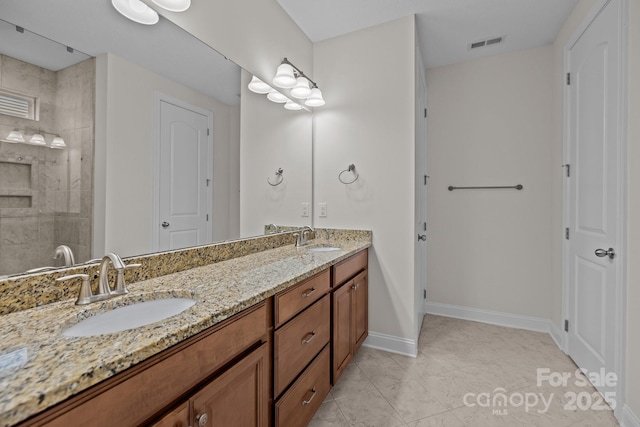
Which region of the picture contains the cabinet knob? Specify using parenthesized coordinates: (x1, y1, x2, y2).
(195, 412, 208, 427)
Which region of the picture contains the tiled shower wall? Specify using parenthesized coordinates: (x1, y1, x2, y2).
(0, 55, 94, 276)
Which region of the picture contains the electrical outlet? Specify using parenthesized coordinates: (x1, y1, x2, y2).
(319, 203, 327, 218)
(301, 203, 309, 217)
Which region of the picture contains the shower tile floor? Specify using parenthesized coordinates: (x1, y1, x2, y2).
(309, 315, 619, 427)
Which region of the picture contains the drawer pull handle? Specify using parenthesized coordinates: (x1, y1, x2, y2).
(351, 283, 360, 290)
(301, 331, 317, 344)
(195, 412, 208, 426)
(302, 287, 317, 298)
(302, 387, 317, 406)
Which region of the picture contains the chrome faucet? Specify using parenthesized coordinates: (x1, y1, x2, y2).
(56, 253, 140, 305)
(53, 245, 75, 267)
(294, 226, 315, 247)
(98, 253, 126, 295)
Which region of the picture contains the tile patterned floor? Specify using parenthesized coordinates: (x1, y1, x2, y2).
(309, 315, 619, 427)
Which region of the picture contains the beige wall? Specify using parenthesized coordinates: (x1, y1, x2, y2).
(94, 53, 238, 257)
(626, 0, 640, 420)
(239, 70, 313, 236)
(146, 0, 312, 87)
(426, 45, 554, 318)
(313, 17, 418, 345)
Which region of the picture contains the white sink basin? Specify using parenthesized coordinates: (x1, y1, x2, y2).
(63, 298, 197, 337)
(306, 246, 341, 252)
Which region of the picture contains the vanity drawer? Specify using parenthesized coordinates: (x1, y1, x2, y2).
(274, 269, 330, 327)
(274, 345, 331, 427)
(332, 249, 368, 287)
(273, 295, 330, 397)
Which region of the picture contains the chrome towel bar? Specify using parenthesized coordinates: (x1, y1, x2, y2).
(448, 184, 523, 191)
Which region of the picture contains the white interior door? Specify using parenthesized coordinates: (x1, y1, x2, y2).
(415, 53, 428, 335)
(565, 0, 623, 404)
(158, 100, 211, 251)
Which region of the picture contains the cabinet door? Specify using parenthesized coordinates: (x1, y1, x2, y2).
(353, 271, 368, 351)
(150, 402, 189, 427)
(332, 280, 353, 383)
(191, 343, 268, 427)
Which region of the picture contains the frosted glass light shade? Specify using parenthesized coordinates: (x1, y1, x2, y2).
(248, 76, 272, 94)
(151, 0, 191, 12)
(284, 101, 302, 111)
(267, 90, 288, 103)
(51, 136, 67, 148)
(112, 0, 159, 25)
(29, 133, 46, 145)
(272, 63, 296, 88)
(5, 130, 25, 143)
(290, 77, 311, 99)
(304, 88, 325, 107)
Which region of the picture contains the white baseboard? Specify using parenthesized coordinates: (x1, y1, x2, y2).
(622, 404, 640, 427)
(548, 319, 566, 351)
(363, 332, 417, 358)
(425, 302, 551, 333)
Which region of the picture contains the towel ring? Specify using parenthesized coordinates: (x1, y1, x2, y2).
(338, 164, 359, 184)
(267, 168, 284, 186)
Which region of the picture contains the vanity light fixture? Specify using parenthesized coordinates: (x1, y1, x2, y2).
(50, 136, 67, 149)
(284, 101, 303, 111)
(290, 77, 311, 99)
(29, 133, 46, 145)
(111, 0, 160, 25)
(305, 88, 326, 107)
(4, 130, 25, 143)
(272, 63, 297, 88)
(274, 58, 325, 107)
(248, 76, 272, 94)
(267, 90, 288, 103)
(150, 0, 191, 12)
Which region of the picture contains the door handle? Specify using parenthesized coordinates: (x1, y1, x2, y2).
(161, 222, 170, 228)
(595, 248, 615, 259)
(417, 234, 426, 241)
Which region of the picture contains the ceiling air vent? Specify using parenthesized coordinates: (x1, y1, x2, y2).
(468, 35, 505, 50)
(0, 89, 38, 120)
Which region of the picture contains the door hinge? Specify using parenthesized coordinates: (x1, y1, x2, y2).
(206, 178, 210, 187)
(206, 214, 209, 221)
(564, 319, 569, 332)
(207, 128, 210, 136)
(423, 222, 427, 231)
(566, 73, 571, 85)
(563, 164, 570, 177)
(423, 289, 427, 299)
(424, 175, 429, 185)
(424, 108, 427, 118)
(565, 228, 570, 240)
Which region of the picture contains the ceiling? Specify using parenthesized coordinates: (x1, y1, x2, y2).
(0, 0, 240, 105)
(276, 0, 580, 69)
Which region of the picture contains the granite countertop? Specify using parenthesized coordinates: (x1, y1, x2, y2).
(0, 237, 370, 426)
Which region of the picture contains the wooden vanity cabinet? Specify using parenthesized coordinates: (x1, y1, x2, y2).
(332, 249, 368, 383)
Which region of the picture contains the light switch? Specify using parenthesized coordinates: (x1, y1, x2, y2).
(301, 203, 309, 217)
(319, 203, 327, 218)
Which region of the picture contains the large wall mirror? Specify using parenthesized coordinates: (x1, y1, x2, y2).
(0, 0, 313, 278)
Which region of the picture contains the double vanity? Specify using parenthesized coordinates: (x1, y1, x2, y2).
(0, 229, 371, 427)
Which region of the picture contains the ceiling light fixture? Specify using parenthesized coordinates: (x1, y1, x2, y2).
(150, 0, 191, 12)
(111, 0, 160, 25)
